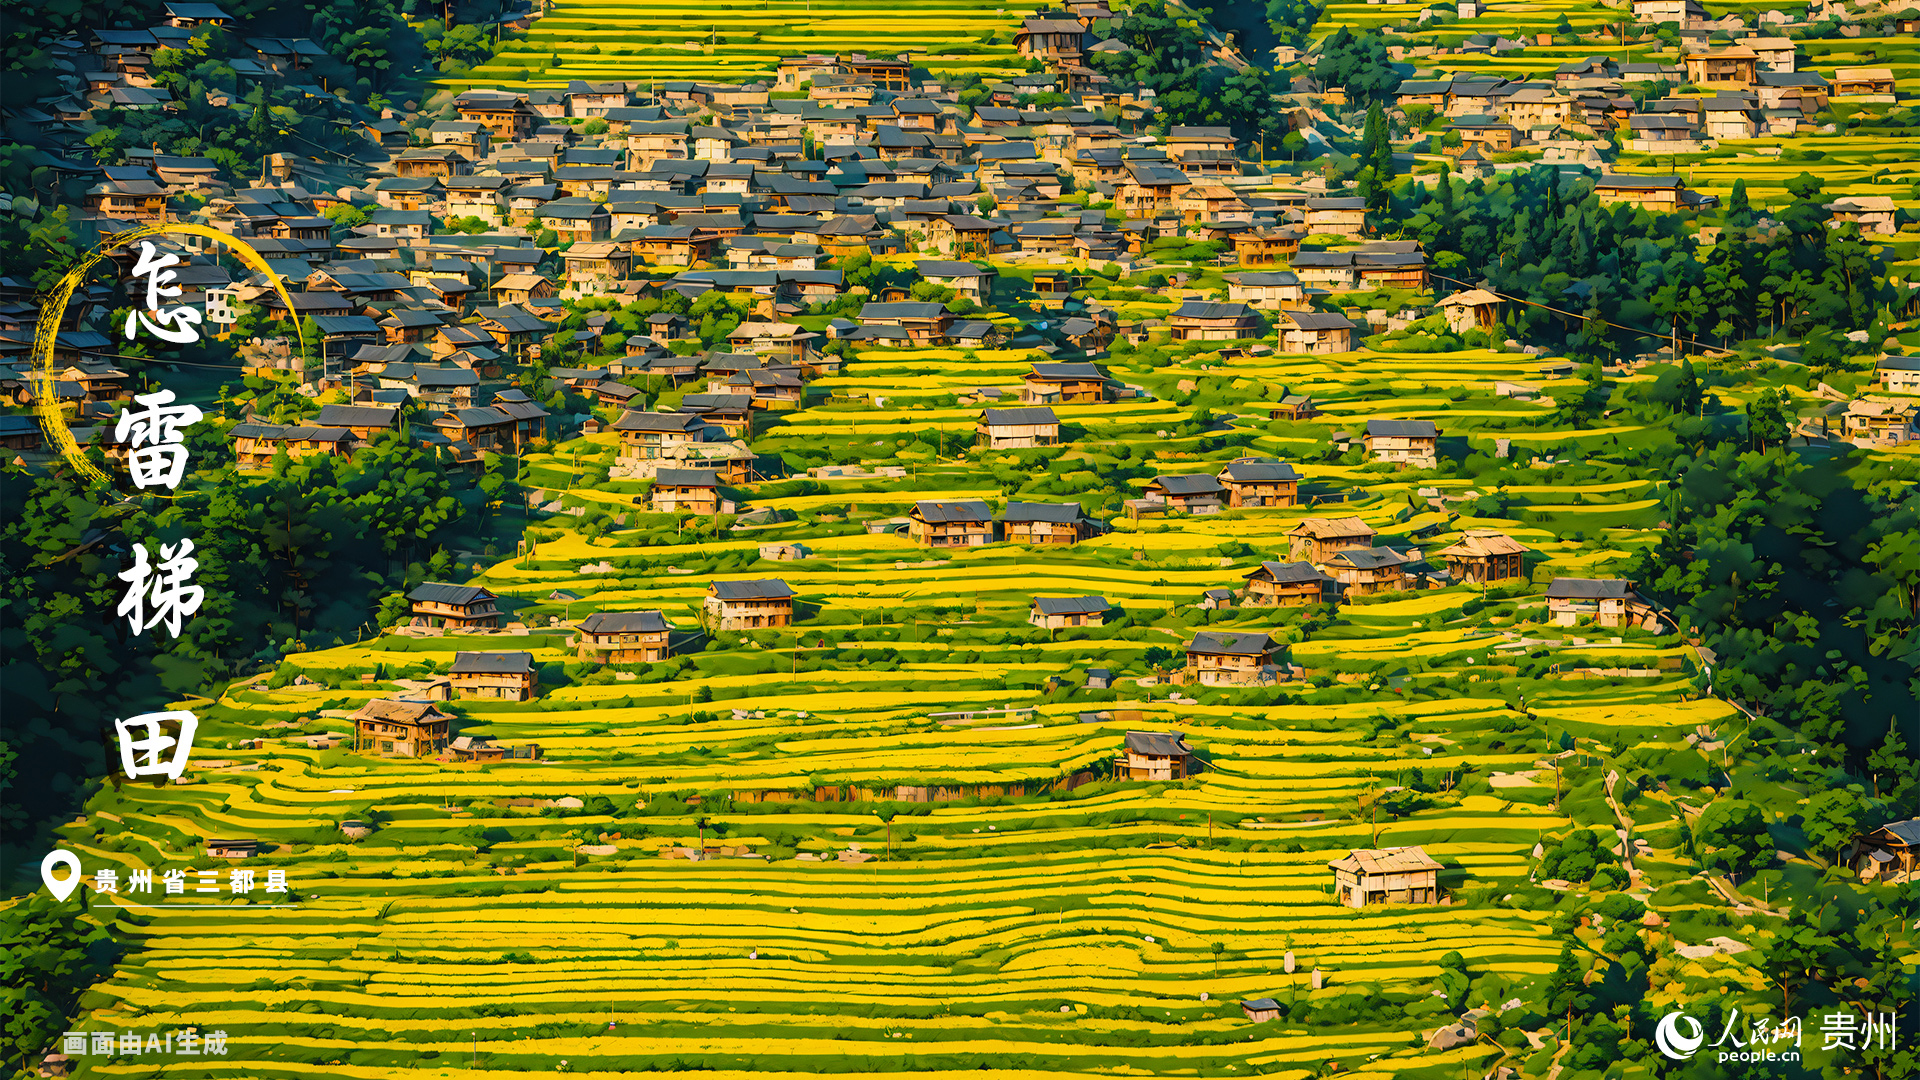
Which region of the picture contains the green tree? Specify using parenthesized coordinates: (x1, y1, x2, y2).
(1746, 387, 1790, 451)
(1725, 178, 1753, 228)
(1799, 787, 1863, 863)
(1695, 798, 1774, 881)
(1543, 942, 1593, 1036)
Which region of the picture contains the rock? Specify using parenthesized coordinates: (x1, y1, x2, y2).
(1284, 950, 1296, 974)
(1311, 967, 1325, 990)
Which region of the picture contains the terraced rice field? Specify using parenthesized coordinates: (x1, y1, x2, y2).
(48, 329, 1745, 1079)
(453, 0, 1029, 89)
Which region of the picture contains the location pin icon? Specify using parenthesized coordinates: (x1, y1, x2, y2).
(41, 849, 83, 901)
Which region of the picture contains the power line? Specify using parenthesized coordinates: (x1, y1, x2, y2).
(1428, 270, 1726, 356)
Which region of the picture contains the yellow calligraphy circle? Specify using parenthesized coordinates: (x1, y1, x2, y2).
(30, 223, 314, 490)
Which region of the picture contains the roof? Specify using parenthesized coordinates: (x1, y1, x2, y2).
(1171, 300, 1253, 321)
(1002, 500, 1086, 523)
(612, 410, 704, 433)
(314, 404, 399, 428)
(915, 260, 994, 278)
(914, 498, 994, 523)
(1876, 818, 1920, 845)
(1436, 528, 1530, 558)
(1030, 362, 1105, 380)
(1546, 578, 1631, 600)
(654, 468, 721, 487)
(1220, 458, 1301, 483)
(1596, 173, 1684, 190)
(449, 650, 535, 675)
(1250, 560, 1334, 585)
(1033, 596, 1110, 616)
(1151, 473, 1225, 496)
(709, 579, 794, 601)
(1328, 846, 1444, 874)
(981, 406, 1057, 426)
(352, 698, 449, 724)
(1366, 419, 1438, 438)
(1124, 730, 1193, 757)
(1186, 631, 1273, 656)
(576, 610, 671, 633)
(1280, 311, 1356, 331)
(1289, 516, 1375, 540)
(1331, 547, 1412, 570)
(407, 582, 496, 606)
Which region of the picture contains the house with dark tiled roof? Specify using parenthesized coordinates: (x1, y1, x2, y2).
(407, 582, 501, 628)
(1001, 500, 1099, 545)
(1169, 300, 1260, 341)
(573, 609, 673, 663)
(704, 579, 794, 629)
(1183, 631, 1277, 686)
(1029, 595, 1109, 630)
(909, 499, 995, 547)
(450, 651, 536, 700)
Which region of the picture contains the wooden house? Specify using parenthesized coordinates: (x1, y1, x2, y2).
(1145, 473, 1226, 514)
(909, 499, 996, 546)
(1594, 174, 1694, 210)
(562, 241, 634, 285)
(1029, 595, 1110, 630)
(1851, 818, 1919, 883)
(651, 467, 724, 514)
(455, 90, 540, 140)
(1328, 846, 1444, 907)
(704, 579, 794, 629)
(352, 698, 452, 757)
(450, 651, 536, 701)
(1168, 300, 1261, 342)
(1833, 67, 1896, 97)
(1364, 419, 1440, 468)
(1874, 356, 1920, 394)
(1117, 730, 1195, 781)
(1268, 394, 1319, 421)
(574, 610, 673, 664)
(1224, 271, 1306, 310)
(1016, 16, 1090, 60)
(1276, 310, 1356, 355)
(1434, 529, 1529, 583)
(1217, 457, 1300, 507)
(613, 410, 713, 461)
(1023, 362, 1110, 404)
(1843, 396, 1920, 447)
(1545, 578, 1651, 628)
(1002, 501, 1098, 545)
(1243, 560, 1336, 607)
(1240, 999, 1283, 1023)
(1438, 289, 1501, 333)
(1231, 229, 1302, 268)
(977, 406, 1060, 449)
(1304, 197, 1367, 238)
(858, 301, 953, 345)
(1326, 546, 1415, 596)
(915, 260, 998, 304)
(1287, 517, 1377, 564)
(1183, 631, 1277, 686)
(407, 582, 500, 629)
(1826, 196, 1897, 236)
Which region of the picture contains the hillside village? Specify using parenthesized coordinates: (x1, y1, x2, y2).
(3, 0, 1920, 1079)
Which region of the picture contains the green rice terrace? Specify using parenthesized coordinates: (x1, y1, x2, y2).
(450, 0, 1029, 89)
(45, 316, 1907, 1080)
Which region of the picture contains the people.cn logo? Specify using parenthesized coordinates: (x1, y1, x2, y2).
(1657, 1012, 1706, 1061)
